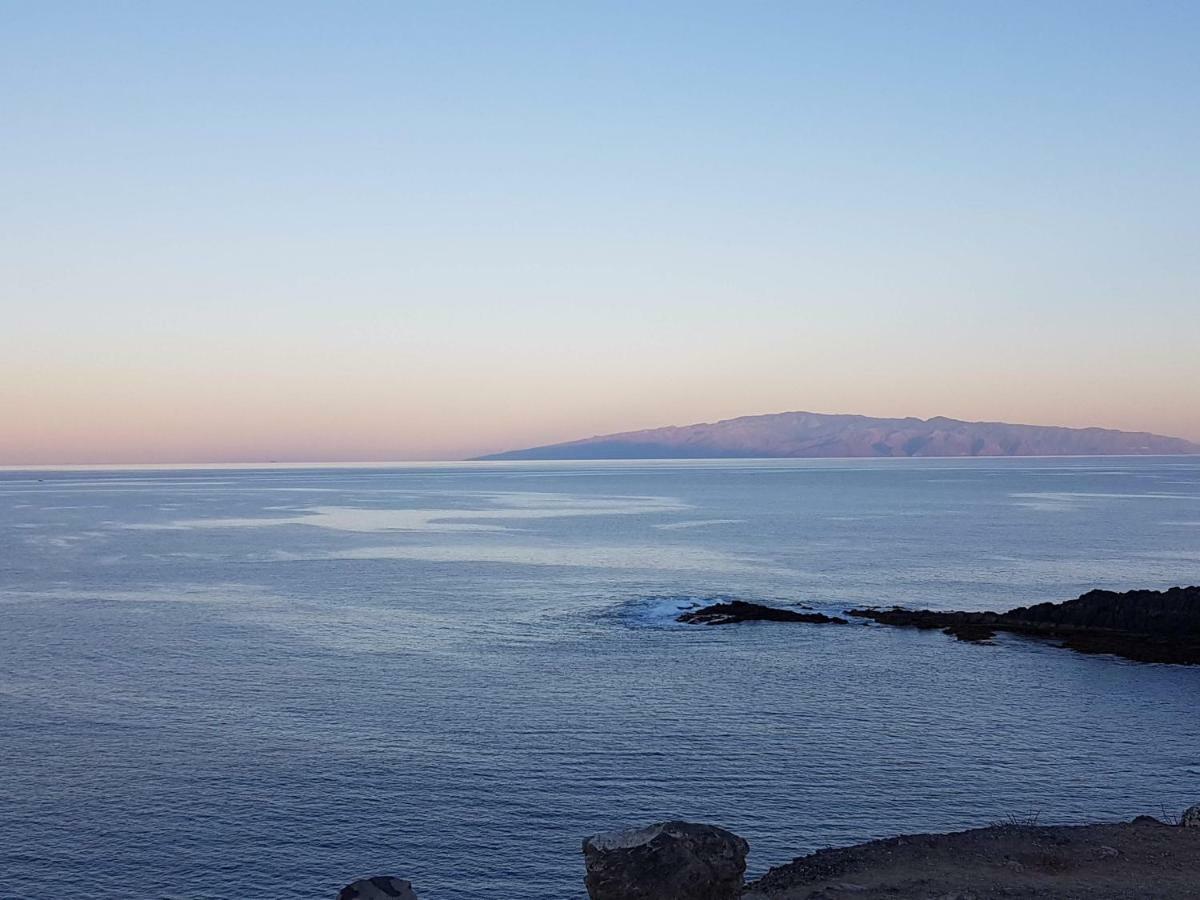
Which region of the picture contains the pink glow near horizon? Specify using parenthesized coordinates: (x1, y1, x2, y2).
(5, 344, 1198, 464)
(4, 4, 1198, 465)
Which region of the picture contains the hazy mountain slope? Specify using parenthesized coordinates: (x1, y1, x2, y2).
(478, 412, 1200, 460)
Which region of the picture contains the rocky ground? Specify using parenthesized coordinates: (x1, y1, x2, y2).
(742, 817, 1200, 899)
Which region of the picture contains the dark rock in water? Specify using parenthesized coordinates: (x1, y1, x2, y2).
(849, 585, 1200, 664)
(582, 820, 749, 900)
(336, 876, 418, 899)
(678, 600, 848, 626)
(942, 624, 996, 643)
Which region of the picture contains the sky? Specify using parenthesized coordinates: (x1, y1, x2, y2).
(2, 1, 1198, 464)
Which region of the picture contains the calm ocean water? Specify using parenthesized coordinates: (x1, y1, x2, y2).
(1, 457, 1199, 899)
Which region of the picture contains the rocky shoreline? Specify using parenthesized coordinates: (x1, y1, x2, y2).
(848, 585, 1200, 665)
(678, 586, 1200, 665)
(741, 811, 1200, 899)
(342, 805, 1200, 899)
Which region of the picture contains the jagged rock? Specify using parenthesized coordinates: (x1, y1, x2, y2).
(582, 820, 749, 900)
(336, 876, 418, 899)
(1181, 804, 1200, 827)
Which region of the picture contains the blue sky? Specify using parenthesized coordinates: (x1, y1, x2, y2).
(3, 2, 1198, 462)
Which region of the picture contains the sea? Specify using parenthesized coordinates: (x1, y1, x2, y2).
(1, 457, 1198, 899)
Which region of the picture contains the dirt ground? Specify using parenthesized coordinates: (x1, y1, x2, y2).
(742, 818, 1200, 899)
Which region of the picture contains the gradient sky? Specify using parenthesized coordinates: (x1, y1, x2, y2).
(3, 1, 1198, 463)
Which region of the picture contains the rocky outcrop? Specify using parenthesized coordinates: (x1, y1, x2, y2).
(582, 820, 749, 900)
(335, 876, 418, 899)
(849, 586, 1200, 664)
(678, 600, 848, 626)
(1182, 804, 1200, 827)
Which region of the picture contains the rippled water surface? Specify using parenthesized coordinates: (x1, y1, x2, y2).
(2, 458, 1199, 899)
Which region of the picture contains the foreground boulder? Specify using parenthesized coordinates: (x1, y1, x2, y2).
(336, 876, 417, 899)
(582, 820, 749, 899)
(678, 600, 847, 626)
(1182, 804, 1200, 827)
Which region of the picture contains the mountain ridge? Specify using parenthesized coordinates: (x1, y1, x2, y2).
(477, 411, 1200, 460)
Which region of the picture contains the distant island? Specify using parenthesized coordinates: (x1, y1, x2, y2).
(477, 411, 1200, 460)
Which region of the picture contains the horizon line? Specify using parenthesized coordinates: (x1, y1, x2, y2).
(5, 452, 1200, 473)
